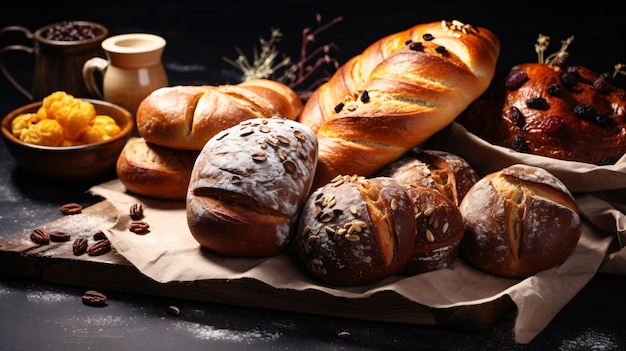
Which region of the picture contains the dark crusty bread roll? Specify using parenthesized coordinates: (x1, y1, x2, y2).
(295, 175, 416, 286)
(186, 117, 318, 257)
(456, 63, 626, 165)
(376, 148, 479, 206)
(137, 79, 303, 150)
(297, 20, 501, 189)
(458, 164, 582, 278)
(401, 185, 465, 275)
(116, 137, 199, 200)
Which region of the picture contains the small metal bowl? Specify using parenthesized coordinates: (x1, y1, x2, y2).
(1, 99, 133, 180)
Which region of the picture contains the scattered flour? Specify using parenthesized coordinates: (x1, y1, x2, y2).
(559, 330, 619, 351)
(173, 320, 281, 343)
(26, 290, 74, 304)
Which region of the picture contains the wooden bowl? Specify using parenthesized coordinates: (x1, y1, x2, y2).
(1, 99, 133, 180)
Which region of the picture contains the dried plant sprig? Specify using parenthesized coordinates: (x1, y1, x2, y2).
(535, 34, 574, 66)
(535, 34, 550, 65)
(223, 13, 342, 99)
(545, 35, 574, 66)
(614, 63, 626, 78)
(291, 14, 343, 95)
(223, 28, 292, 82)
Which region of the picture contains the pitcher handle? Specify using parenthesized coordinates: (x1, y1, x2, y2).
(0, 26, 36, 101)
(0, 25, 34, 38)
(82, 57, 108, 99)
(0, 44, 35, 101)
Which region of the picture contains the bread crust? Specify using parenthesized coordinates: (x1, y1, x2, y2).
(298, 20, 501, 188)
(458, 164, 582, 277)
(457, 63, 626, 165)
(401, 185, 464, 275)
(376, 148, 479, 206)
(136, 79, 303, 150)
(186, 117, 318, 257)
(295, 176, 416, 286)
(116, 137, 199, 200)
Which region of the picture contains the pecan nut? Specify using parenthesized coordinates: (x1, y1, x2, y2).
(86, 239, 111, 256)
(81, 290, 107, 307)
(49, 230, 71, 242)
(166, 305, 180, 316)
(30, 228, 50, 245)
(129, 203, 144, 220)
(72, 237, 89, 256)
(59, 203, 83, 215)
(129, 221, 150, 234)
(93, 230, 107, 241)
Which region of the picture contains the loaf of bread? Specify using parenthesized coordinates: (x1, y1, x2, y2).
(456, 63, 626, 165)
(186, 117, 318, 257)
(298, 20, 501, 189)
(116, 137, 199, 200)
(376, 148, 479, 206)
(401, 185, 464, 275)
(458, 164, 582, 278)
(295, 175, 416, 286)
(136, 79, 303, 150)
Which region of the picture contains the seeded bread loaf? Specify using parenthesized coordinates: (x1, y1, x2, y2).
(136, 79, 303, 150)
(295, 175, 416, 286)
(458, 164, 582, 278)
(376, 148, 479, 206)
(116, 137, 199, 200)
(401, 185, 464, 275)
(297, 20, 501, 189)
(186, 117, 318, 257)
(456, 63, 626, 165)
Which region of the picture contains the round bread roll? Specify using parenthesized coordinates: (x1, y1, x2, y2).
(186, 117, 318, 257)
(295, 175, 416, 286)
(116, 137, 199, 200)
(136, 79, 303, 150)
(376, 148, 479, 206)
(459, 164, 582, 278)
(401, 185, 465, 275)
(457, 63, 626, 165)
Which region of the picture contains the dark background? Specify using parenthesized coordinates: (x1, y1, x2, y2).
(2, 0, 625, 110)
(1, 1, 625, 350)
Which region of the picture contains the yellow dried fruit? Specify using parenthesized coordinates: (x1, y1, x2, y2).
(20, 119, 64, 146)
(80, 115, 122, 144)
(10, 91, 121, 147)
(11, 113, 40, 139)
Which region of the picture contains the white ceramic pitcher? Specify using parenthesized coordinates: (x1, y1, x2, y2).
(82, 33, 168, 116)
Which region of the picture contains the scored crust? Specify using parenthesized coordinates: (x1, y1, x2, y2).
(458, 164, 582, 277)
(295, 175, 416, 286)
(116, 137, 199, 200)
(186, 117, 318, 257)
(137, 79, 303, 150)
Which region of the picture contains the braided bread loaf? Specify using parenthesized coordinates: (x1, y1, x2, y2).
(298, 20, 501, 189)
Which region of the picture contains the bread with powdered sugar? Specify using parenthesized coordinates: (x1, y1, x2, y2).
(186, 117, 318, 257)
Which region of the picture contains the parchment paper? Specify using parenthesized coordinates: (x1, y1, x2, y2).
(90, 123, 626, 344)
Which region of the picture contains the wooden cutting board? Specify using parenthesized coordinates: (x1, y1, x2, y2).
(0, 200, 514, 330)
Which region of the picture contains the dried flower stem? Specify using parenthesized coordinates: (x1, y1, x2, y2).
(223, 13, 342, 99)
(614, 63, 626, 78)
(293, 14, 343, 88)
(535, 34, 550, 64)
(535, 34, 574, 66)
(223, 28, 291, 82)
